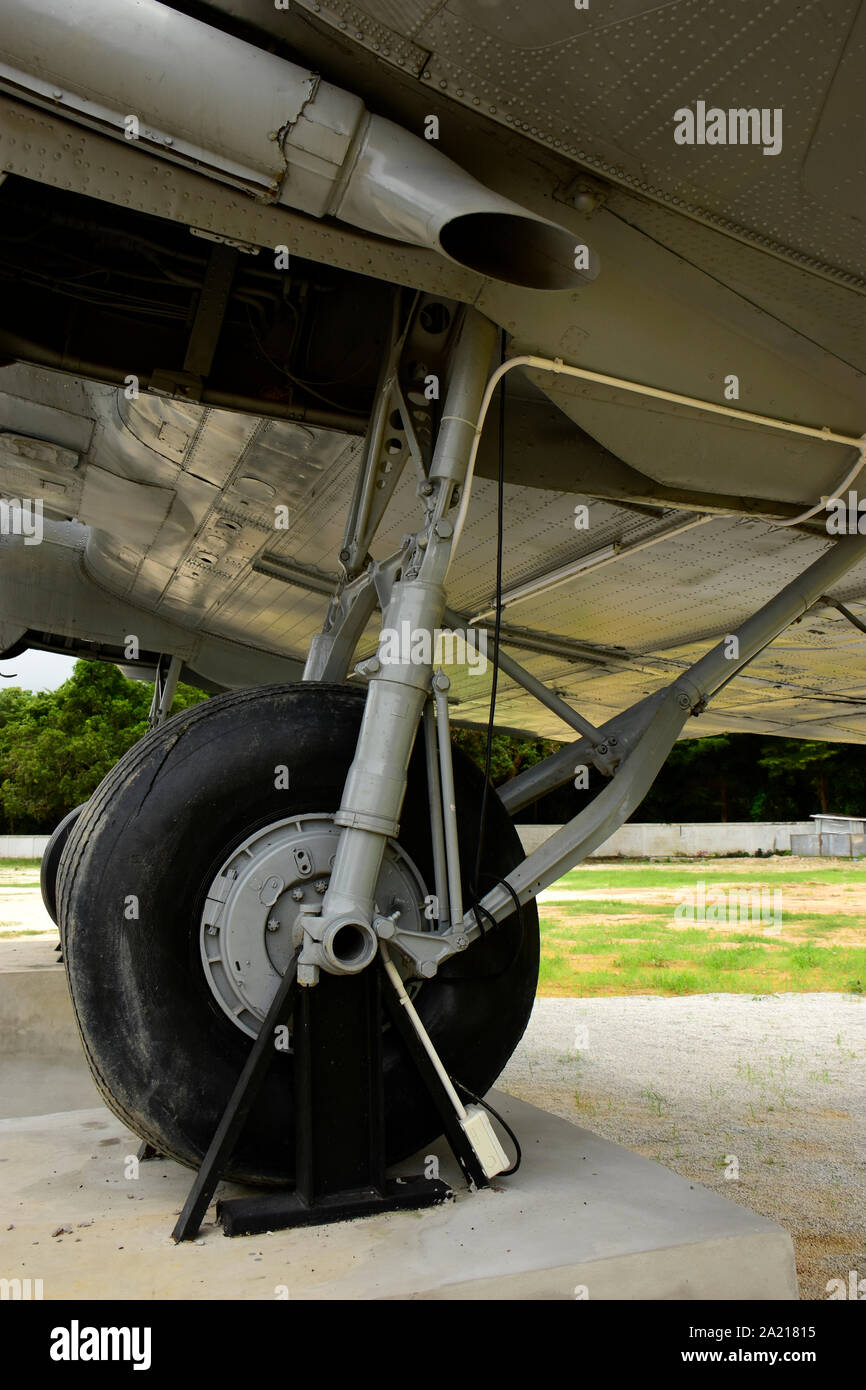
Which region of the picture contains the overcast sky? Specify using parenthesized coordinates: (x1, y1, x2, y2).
(0, 650, 78, 691)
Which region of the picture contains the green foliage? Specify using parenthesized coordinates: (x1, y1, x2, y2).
(3, 657, 865, 834)
(569, 732, 866, 824)
(0, 660, 207, 831)
(451, 728, 560, 786)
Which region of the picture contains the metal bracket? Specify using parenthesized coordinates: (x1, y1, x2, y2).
(151, 242, 237, 401)
(303, 568, 378, 682)
(147, 653, 182, 729)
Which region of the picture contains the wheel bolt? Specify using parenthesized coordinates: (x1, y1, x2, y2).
(266, 918, 280, 933)
(315, 878, 329, 894)
(291, 887, 304, 902)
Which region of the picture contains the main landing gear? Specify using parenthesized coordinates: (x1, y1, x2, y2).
(56, 293, 866, 1236)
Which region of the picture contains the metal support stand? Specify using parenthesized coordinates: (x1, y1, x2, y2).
(173, 955, 483, 1242)
(137, 1141, 162, 1162)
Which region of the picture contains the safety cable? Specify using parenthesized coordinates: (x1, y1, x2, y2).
(471, 328, 507, 903)
(464, 873, 526, 980)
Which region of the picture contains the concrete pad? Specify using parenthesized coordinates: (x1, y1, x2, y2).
(0, 1091, 798, 1300)
(0, 951, 82, 1062)
(0, 946, 799, 1299)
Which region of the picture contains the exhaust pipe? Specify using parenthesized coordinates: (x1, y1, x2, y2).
(0, 0, 593, 290)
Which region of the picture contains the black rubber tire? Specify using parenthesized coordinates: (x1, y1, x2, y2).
(57, 683, 538, 1184)
(40, 803, 86, 927)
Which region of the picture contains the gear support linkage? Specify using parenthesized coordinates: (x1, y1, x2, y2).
(172, 946, 501, 1241)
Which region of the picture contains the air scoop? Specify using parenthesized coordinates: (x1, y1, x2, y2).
(0, 0, 594, 289)
(329, 111, 592, 289)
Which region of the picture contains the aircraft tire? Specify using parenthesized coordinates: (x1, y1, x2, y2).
(57, 683, 538, 1184)
(40, 802, 85, 927)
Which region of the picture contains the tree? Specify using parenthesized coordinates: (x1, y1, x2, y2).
(756, 739, 843, 816)
(0, 660, 207, 832)
(451, 728, 561, 787)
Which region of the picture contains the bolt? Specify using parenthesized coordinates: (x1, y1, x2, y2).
(314, 878, 329, 894)
(677, 693, 691, 709)
(432, 671, 450, 692)
(266, 918, 280, 933)
(206, 924, 218, 936)
(433, 518, 453, 539)
(291, 887, 304, 902)
(419, 960, 437, 978)
(454, 934, 468, 950)
(339, 548, 351, 563)
(420, 481, 433, 496)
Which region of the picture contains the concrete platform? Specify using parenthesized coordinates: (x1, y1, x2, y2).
(0, 950, 798, 1299)
(0, 1088, 799, 1300)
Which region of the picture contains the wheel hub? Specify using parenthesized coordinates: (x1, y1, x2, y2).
(200, 814, 428, 1038)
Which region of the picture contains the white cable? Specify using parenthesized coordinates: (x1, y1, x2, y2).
(449, 353, 866, 555)
(379, 942, 467, 1120)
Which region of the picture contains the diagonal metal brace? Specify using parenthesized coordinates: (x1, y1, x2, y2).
(385, 533, 866, 974)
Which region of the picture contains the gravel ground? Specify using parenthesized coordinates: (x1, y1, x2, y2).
(499, 993, 866, 1300)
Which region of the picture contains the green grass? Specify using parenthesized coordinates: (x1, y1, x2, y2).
(538, 913, 866, 999)
(552, 864, 866, 891)
(0, 857, 42, 888)
(535, 858, 866, 996)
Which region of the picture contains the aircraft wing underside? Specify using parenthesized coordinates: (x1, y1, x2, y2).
(0, 0, 864, 743)
(3, 360, 866, 744)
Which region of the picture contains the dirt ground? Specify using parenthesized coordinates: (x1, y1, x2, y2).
(499, 993, 865, 1301)
(542, 856, 866, 937)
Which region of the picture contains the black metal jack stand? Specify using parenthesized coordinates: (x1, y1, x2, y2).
(172, 953, 489, 1241)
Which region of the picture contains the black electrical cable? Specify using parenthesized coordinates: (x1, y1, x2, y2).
(453, 1078, 522, 1176)
(471, 328, 507, 901)
(460, 873, 525, 980)
(448, 330, 526, 989)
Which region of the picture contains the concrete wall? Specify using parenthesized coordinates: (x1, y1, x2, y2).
(517, 822, 814, 858)
(0, 835, 50, 858)
(1, 825, 814, 861)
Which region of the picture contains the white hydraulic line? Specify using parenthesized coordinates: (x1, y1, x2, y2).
(774, 449, 866, 527)
(379, 942, 468, 1120)
(448, 354, 866, 555)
